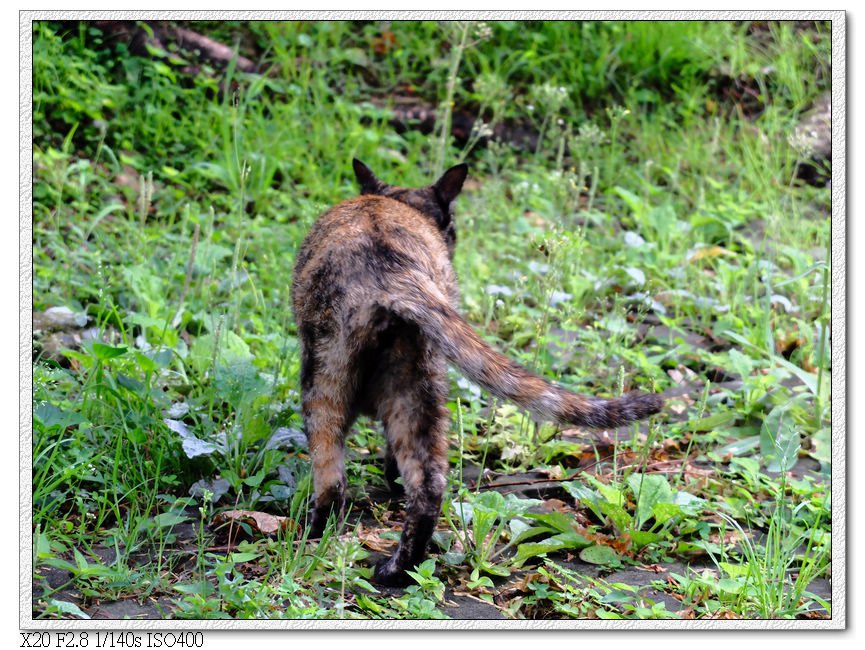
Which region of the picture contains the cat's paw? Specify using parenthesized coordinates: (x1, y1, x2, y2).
(305, 520, 325, 540)
(373, 556, 412, 588)
(305, 508, 335, 540)
(306, 492, 346, 540)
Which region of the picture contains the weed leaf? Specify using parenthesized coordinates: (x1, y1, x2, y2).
(626, 473, 674, 529)
(91, 342, 128, 360)
(47, 599, 91, 619)
(34, 402, 85, 430)
(164, 418, 221, 458)
(760, 405, 801, 472)
(579, 544, 622, 567)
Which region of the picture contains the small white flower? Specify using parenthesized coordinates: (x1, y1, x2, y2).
(788, 130, 816, 158)
(472, 120, 494, 138)
(474, 22, 493, 41)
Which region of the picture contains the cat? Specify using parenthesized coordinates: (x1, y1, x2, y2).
(290, 159, 664, 586)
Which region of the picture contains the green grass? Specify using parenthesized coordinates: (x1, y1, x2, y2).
(31, 19, 831, 621)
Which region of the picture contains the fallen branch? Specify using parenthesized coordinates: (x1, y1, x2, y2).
(89, 20, 257, 73)
(171, 25, 256, 73)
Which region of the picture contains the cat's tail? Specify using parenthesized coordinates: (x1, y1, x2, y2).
(386, 283, 663, 429)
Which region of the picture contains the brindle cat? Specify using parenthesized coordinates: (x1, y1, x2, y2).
(291, 159, 663, 586)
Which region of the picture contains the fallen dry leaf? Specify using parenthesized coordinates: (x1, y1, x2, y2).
(573, 525, 635, 557)
(212, 510, 295, 536)
(667, 399, 689, 415)
(538, 498, 570, 513)
(353, 522, 397, 553)
(512, 571, 546, 594)
(571, 509, 594, 527)
(708, 529, 743, 547)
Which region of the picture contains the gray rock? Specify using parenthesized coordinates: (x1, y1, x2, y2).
(792, 92, 831, 185)
(32, 306, 88, 332)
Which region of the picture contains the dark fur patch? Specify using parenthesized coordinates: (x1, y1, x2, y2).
(299, 324, 317, 392)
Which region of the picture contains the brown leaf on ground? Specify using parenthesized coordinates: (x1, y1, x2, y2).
(537, 498, 570, 513)
(571, 509, 594, 527)
(511, 571, 547, 594)
(574, 525, 634, 557)
(708, 529, 743, 547)
(212, 510, 296, 537)
(607, 533, 634, 556)
(680, 461, 715, 485)
(353, 522, 397, 553)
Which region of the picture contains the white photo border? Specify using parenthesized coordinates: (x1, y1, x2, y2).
(20, 9, 846, 631)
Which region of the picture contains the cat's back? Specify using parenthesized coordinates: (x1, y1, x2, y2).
(296, 195, 445, 262)
(292, 194, 453, 320)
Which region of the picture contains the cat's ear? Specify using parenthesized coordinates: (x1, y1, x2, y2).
(434, 163, 468, 204)
(353, 158, 386, 195)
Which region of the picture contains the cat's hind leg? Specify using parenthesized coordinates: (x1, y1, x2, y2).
(373, 365, 450, 587)
(299, 328, 354, 539)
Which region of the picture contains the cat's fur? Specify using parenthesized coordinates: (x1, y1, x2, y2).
(291, 159, 663, 586)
